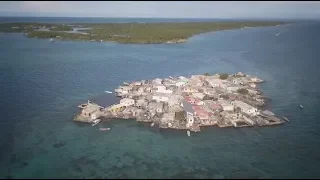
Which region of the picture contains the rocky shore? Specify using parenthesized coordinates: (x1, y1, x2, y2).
(74, 72, 286, 132)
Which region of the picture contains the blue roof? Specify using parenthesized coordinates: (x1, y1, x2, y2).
(183, 100, 194, 114)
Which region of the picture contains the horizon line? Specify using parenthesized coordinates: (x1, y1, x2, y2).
(0, 15, 318, 21)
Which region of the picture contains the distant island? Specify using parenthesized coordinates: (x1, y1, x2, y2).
(74, 72, 288, 133)
(0, 21, 287, 44)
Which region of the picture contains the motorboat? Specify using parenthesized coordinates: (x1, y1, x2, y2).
(105, 91, 113, 94)
(282, 117, 289, 122)
(99, 127, 110, 131)
(91, 119, 101, 126)
(49, 38, 55, 42)
(300, 105, 304, 109)
(187, 130, 191, 137)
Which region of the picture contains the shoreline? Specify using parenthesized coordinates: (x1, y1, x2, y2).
(74, 72, 287, 133)
(0, 21, 288, 44)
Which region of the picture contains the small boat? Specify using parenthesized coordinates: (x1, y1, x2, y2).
(105, 91, 113, 94)
(187, 130, 191, 137)
(49, 38, 55, 42)
(150, 122, 155, 127)
(99, 127, 110, 131)
(300, 105, 304, 109)
(91, 119, 101, 126)
(282, 117, 289, 122)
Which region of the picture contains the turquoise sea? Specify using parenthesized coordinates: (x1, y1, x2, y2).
(0, 17, 320, 178)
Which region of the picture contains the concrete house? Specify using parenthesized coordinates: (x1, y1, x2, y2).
(108, 104, 126, 113)
(168, 95, 183, 107)
(249, 83, 256, 88)
(157, 88, 173, 94)
(155, 102, 164, 113)
(137, 87, 145, 93)
(134, 81, 142, 86)
(207, 79, 225, 88)
(136, 99, 146, 108)
(192, 92, 206, 100)
(153, 78, 163, 85)
(183, 87, 198, 93)
(120, 98, 135, 107)
(152, 93, 170, 102)
(232, 79, 244, 85)
(182, 100, 195, 128)
(231, 100, 258, 116)
(202, 88, 216, 96)
(81, 105, 101, 120)
(227, 85, 240, 92)
(176, 81, 186, 87)
(218, 100, 234, 112)
(156, 85, 166, 91)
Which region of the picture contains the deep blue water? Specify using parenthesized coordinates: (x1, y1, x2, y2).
(0, 18, 320, 178)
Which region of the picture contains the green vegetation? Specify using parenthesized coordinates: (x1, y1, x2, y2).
(49, 25, 73, 31)
(219, 73, 229, 80)
(237, 88, 249, 95)
(203, 72, 210, 76)
(0, 21, 287, 44)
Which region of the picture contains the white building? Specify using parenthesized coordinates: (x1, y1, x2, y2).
(153, 78, 163, 85)
(192, 92, 206, 100)
(202, 88, 216, 96)
(221, 103, 234, 111)
(134, 81, 142, 86)
(227, 85, 239, 92)
(218, 100, 234, 111)
(136, 99, 146, 108)
(249, 83, 256, 88)
(231, 100, 258, 116)
(232, 79, 244, 85)
(156, 85, 166, 91)
(137, 87, 145, 93)
(120, 98, 135, 107)
(207, 79, 225, 88)
(168, 95, 183, 107)
(183, 87, 198, 93)
(152, 93, 170, 102)
(155, 85, 173, 94)
(176, 81, 186, 87)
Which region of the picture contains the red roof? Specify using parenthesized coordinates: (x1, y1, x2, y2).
(185, 96, 199, 104)
(193, 107, 209, 116)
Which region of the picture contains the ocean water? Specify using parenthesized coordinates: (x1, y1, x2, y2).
(1, 18, 320, 178)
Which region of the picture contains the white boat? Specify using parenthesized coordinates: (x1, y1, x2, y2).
(105, 91, 113, 94)
(49, 38, 55, 42)
(187, 130, 191, 137)
(282, 117, 289, 122)
(99, 127, 110, 131)
(91, 119, 101, 126)
(300, 105, 304, 109)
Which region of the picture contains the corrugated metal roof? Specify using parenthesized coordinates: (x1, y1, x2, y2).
(183, 100, 194, 114)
